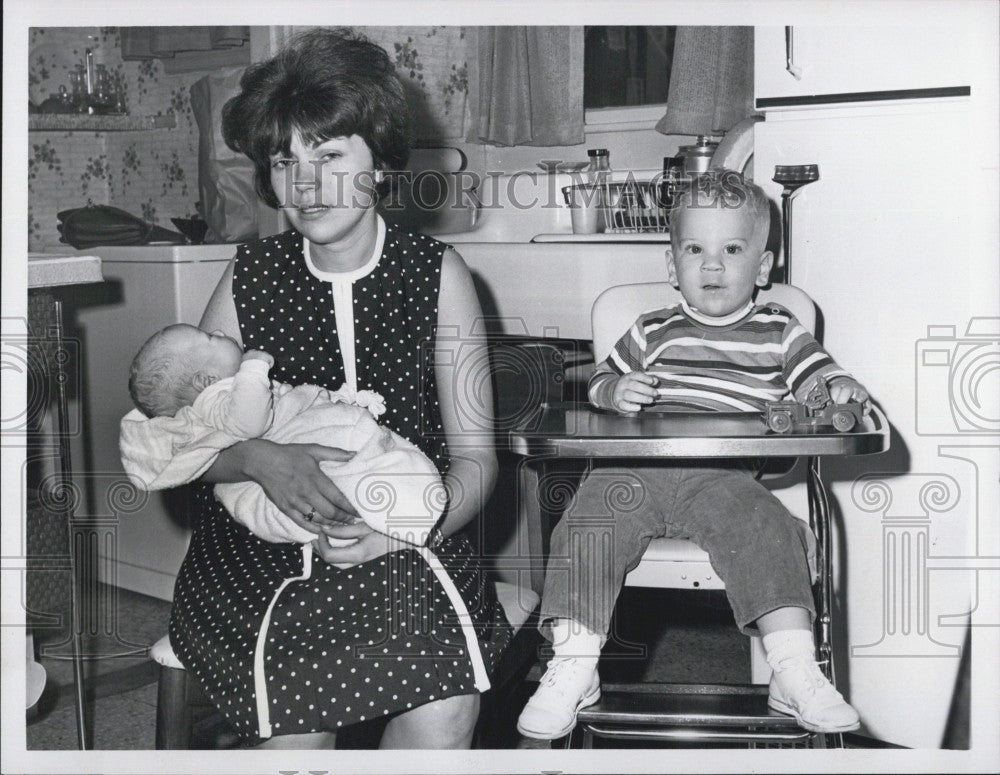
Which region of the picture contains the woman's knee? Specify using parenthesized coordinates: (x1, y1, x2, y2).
(382, 693, 480, 748)
(425, 692, 480, 734)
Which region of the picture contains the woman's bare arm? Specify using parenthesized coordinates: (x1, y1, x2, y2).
(433, 247, 498, 536)
(199, 258, 243, 345)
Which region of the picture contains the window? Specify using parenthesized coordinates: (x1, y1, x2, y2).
(584, 26, 676, 109)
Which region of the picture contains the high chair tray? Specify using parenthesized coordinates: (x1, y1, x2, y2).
(511, 402, 890, 459)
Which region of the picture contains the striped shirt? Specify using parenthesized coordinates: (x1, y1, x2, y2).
(589, 303, 849, 412)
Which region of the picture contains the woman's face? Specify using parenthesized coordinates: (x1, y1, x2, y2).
(269, 130, 380, 247)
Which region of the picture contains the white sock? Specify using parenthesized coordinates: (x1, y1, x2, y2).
(549, 618, 603, 663)
(762, 629, 815, 669)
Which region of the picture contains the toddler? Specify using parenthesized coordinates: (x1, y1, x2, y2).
(517, 171, 870, 739)
(119, 324, 444, 548)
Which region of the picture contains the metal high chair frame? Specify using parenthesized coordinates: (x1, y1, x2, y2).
(510, 282, 890, 748)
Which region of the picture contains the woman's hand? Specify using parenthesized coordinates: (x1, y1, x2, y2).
(241, 349, 274, 367)
(241, 439, 360, 533)
(311, 521, 407, 566)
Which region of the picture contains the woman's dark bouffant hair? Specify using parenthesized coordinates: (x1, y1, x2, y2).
(221, 28, 411, 209)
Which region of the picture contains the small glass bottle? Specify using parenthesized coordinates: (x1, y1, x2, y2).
(585, 148, 611, 185)
(586, 149, 612, 231)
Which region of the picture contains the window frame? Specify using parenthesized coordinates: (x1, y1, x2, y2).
(584, 104, 667, 132)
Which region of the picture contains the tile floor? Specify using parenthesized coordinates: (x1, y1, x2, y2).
(25, 584, 755, 751)
(27, 584, 171, 750)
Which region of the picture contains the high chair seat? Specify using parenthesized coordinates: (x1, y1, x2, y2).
(620, 537, 724, 590)
(150, 635, 184, 669)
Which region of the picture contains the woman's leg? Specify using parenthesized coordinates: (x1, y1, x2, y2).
(379, 693, 480, 749)
(254, 731, 337, 749)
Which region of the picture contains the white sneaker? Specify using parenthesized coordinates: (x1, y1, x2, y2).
(517, 657, 601, 739)
(768, 657, 860, 733)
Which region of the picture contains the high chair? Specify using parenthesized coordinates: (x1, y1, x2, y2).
(511, 282, 884, 748)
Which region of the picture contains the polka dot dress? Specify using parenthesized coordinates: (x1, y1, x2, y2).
(169, 226, 513, 743)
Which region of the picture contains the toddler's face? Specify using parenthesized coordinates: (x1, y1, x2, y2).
(165, 324, 244, 380)
(667, 204, 773, 318)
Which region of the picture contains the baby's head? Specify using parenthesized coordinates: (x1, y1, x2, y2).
(667, 170, 774, 318)
(129, 324, 243, 417)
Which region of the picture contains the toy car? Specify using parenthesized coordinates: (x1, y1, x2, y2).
(765, 380, 864, 434)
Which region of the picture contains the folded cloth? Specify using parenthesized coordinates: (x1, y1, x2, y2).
(120, 384, 444, 547)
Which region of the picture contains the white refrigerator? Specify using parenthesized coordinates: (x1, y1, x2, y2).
(753, 21, 998, 749)
(63, 245, 234, 603)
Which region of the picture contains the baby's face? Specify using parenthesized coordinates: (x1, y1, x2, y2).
(164, 324, 243, 380)
(667, 204, 773, 318)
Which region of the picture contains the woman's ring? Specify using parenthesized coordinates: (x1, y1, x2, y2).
(305, 509, 317, 522)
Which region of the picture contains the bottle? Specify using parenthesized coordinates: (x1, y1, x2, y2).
(585, 149, 612, 231)
(585, 148, 611, 185)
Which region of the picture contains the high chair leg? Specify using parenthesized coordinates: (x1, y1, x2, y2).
(156, 664, 193, 749)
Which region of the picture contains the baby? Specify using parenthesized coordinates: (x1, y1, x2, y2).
(119, 323, 444, 548)
(518, 171, 870, 740)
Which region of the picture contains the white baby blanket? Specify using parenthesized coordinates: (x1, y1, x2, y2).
(120, 384, 443, 547)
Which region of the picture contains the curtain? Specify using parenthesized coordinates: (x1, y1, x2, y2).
(466, 26, 584, 147)
(655, 26, 753, 136)
(120, 27, 251, 73)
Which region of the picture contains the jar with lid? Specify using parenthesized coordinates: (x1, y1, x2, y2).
(677, 136, 718, 175)
(585, 148, 611, 184)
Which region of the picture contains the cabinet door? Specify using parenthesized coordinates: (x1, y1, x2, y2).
(755, 25, 972, 104)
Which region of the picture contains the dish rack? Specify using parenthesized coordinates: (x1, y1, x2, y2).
(598, 179, 671, 234)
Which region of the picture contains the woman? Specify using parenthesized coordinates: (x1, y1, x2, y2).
(168, 28, 512, 749)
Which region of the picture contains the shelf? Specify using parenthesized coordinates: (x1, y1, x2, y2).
(531, 232, 670, 244)
(28, 114, 176, 132)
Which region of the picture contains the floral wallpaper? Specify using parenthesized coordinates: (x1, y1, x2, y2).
(338, 26, 470, 140)
(28, 26, 470, 251)
(28, 27, 201, 250)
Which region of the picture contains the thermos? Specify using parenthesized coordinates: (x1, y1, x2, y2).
(674, 135, 718, 175)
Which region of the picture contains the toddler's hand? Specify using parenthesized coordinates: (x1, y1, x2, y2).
(828, 377, 871, 413)
(612, 372, 659, 413)
(242, 349, 274, 367)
